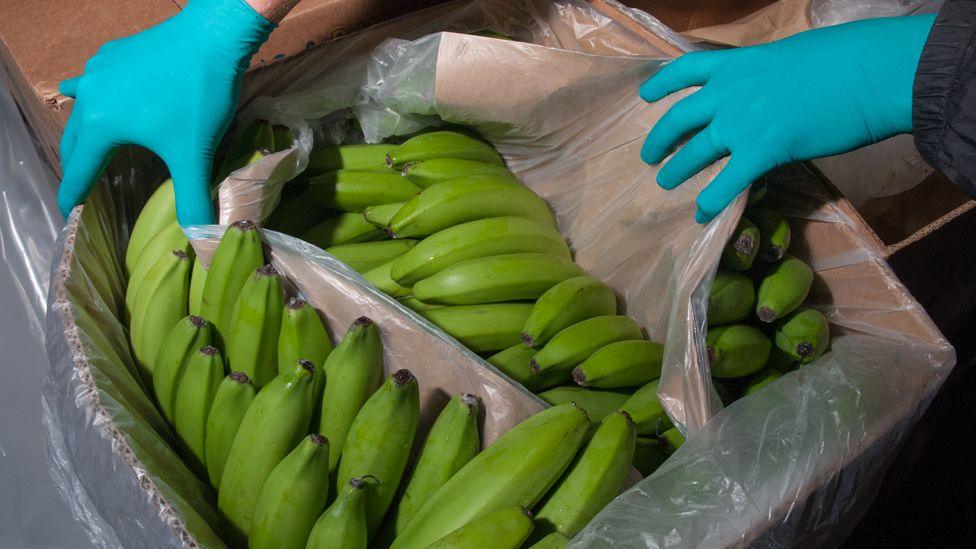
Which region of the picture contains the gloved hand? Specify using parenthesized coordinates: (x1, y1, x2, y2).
(639, 15, 935, 223)
(57, 0, 275, 226)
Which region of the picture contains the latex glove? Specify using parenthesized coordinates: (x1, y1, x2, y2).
(58, 0, 275, 226)
(639, 15, 935, 224)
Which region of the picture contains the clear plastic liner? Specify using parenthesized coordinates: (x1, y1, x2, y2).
(41, 0, 954, 547)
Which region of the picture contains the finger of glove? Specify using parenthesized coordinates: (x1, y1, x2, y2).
(639, 51, 725, 102)
(695, 153, 770, 224)
(167, 155, 216, 226)
(57, 137, 114, 219)
(657, 128, 726, 191)
(641, 91, 714, 165)
(59, 76, 81, 98)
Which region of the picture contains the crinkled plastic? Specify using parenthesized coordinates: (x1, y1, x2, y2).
(41, 0, 954, 547)
(810, 0, 942, 26)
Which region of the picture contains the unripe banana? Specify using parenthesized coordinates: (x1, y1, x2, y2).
(528, 532, 571, 549)
(393, 394, 481, 535)
(521, 276, 617, 348)
(364, 201, 406, 227)
(534, 410, 636, 538)
(720, 217, 760, 272)
(743, 367, 782, 396)
(303, 212, 386, 249)
(265, 191, 329, 236)
(413, 253, 584, 305)
(748, 207, 791, 262)
(227, 264, 285, 388)
(487, 344, 568, 392)
(755, 255, 813, 323)
(633, 436, 667, 477)
(386, 130, 504, 168)
(388, 175, 557, 238)
(307, 170, 421, 212)
(530, 315, 642, 375)
(748, 177, 768, 206)
(200, 219, 265, 350)
(774, 306, 829, 363)
(204, 371, 255, 489)
(658, 427, 685, 455)
(337, 369, 420, 538)
(278, 297, 334, 380)
(572, 339, 663, 389)
(125, 178, 175, 277)
(306, 477, 371, 549)
(706, 324, 771, 378)
(619, 379, 673, 436)
(129, 249, 192, 384)
(249, 434, 331, 549)
(426, 506, 534, 549)
(326, 239, 418, 272)
(398, 296, 444, 312)
(707, 270, 755, 326)
(391, 403, 590, 549)
(390, 216, 570, 285)
(152, 315, 211, 424)
(420, 303, 533, 353)
(272, 124, 293, 152)
(218, 360, 316, 545)
(308, 143, 396, 174)
(401, 158, 514, 187)
(188, 258, 207, 316)
(124, 222, 189, 324)
(317, 317, 384, 470)
(216, 119, 274, 182)
(767, 344, 798, 373)
(538, 386, 630, 423)
(363, 258, 414, 298)
(173, 345, 224, 475)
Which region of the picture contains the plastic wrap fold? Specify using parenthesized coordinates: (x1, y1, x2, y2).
(42, 0, 954, 547)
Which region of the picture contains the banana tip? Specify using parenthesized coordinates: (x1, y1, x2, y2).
(231, 219, 256, 231)
(299, 359, 316, 374)
(757, 307, 776, 323)
(173, 250, 189, 260)
(257, 264, 279, 277)
(529, 359, 541, 374)
(520, 333, 535, 347)
(385, 153, 395, 168)
(706, 346, 716, 365)
(310, 434, 329, 447)
(400, 163, 411, 176)
(459, 393, 479, 412)
(199, 346, 219, 357)
(229, 371, 252, 385)
(571, 367, 586, 386)
(189, 315, 207, 328)
(618, 409, 635, 426)
(796, 342, 814, 357)
(520, 507, 533, 519)
(733, 233, 756, 256)
(354, 316, 373, 327)
(393, 369, 415, 387)
(286, 297, 306, 310)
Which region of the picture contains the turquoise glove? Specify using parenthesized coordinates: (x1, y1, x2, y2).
(639, 15, 935, 224)
(58, 0, 275, 226)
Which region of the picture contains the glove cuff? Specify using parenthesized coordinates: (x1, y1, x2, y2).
(183, 0, 276, 71)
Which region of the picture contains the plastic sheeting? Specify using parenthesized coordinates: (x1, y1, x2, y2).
(41, 0, 954, 547)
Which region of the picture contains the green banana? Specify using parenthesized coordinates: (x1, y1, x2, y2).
(658, 427, 685, 455)
(707, 270, 755, 326)
(748, 207, 791, 262)
(528, 532, 571, 549)
(748, 177, 768, 206)
(277, 297, 333, 379)
(317, 317, 384, 471)
(633, 436, 668, 477)
(152, 315, 211, 424)
(265, 191, 329, 236)
(386, 130, 504, 168)
(363, 258, 413, 298)
(619, 379, 673, 436)
(227, 264, 284, 388)
(487, 344, 568, 392)
(129, 249, 192, 384)
(173, 345, 224, 476)
(767, 344, 799, 373)
(401, 158, 514, 187)
(249, 434, 331, 549)
(521, 276, 617, 348)
(774, 306, 829, 363)
(530, 315, 643, 374)
(534, 410, 636, 538)
(200, 219, 265, 350)
(706, 324, 771, 378)
(306, 477, 371, 549)
(308, 143, 396, 174)
(755, 255, 813, 322)
(743, 367, 782, 396)
(388, 175, 557, 238)
(326, 239, 418, 272)
(390, 216, 570, 285)
(124, 222, 189, 323)
(188, 257, 207, 316)
(391, 403, 590, 549)
(204, 371, 256, 489)
(420, 303, 533, 352)
(572, 339, 664, 389)
(426, 506, 534, 549)
(307, 170, 421, 212)
(720, 217, 760, 272)
(413, 253, 584, 305)
(393, 394, 481, 535)
(272, 124, 293, 152)
(217, 361, 316, 545)
(398, 296, 444, 312)
(216, 119, 274, 182)
(537, 386, 630, 423)
(364, 201, 406, 227)
(337, 369, 420, 538)
(125, 178, 175, 277)
(303, 212, 386, 249)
